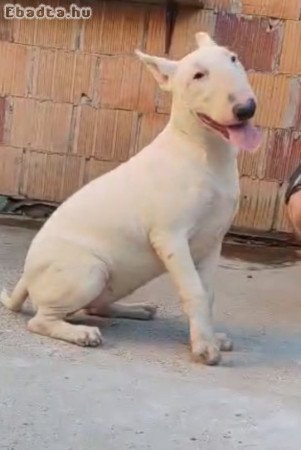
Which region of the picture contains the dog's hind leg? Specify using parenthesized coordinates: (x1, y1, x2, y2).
(86, 302, 157, 320)
(27, 256, 109, 347)
(28, 310, 103, 346)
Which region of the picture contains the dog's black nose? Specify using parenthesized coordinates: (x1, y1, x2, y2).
(233, 98, 256, 121)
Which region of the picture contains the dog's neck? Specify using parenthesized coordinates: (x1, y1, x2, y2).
(167, 96, 237, 163)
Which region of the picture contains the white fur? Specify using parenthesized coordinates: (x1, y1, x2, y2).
(2, 33, 257, 365)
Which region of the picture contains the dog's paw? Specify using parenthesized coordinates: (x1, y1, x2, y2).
(74, 326, 103, 347)
(215, 332, 233, 352)
(142, 304, 158, 319)
(129, 303, 158, 320)
(191, 340, 221, 366)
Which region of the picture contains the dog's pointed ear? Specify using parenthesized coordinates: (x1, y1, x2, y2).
(195, 32, 215, 47)
(135, 50, 178, 91)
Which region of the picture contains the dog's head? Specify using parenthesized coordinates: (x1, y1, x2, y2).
(136, 32, 261, 152)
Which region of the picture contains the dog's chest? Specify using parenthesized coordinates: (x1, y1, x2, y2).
(188, 170, 239, 256)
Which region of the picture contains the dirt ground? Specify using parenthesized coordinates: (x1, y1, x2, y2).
(0, 224, 301, 450)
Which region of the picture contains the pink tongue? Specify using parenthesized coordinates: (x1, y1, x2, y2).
(227, 123, 262, 152)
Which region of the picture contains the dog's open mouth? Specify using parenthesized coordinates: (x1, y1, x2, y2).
(197, 113, 261, 152)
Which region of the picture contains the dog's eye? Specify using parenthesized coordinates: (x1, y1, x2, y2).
(193, 72, 205, 80)
(231, 55, 237, 63)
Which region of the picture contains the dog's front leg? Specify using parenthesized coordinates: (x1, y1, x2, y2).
(150, 232, 220, 365)
(197, 244, 233, 353)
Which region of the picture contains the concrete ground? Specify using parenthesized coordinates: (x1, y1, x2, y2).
(0, 224, 301, 450)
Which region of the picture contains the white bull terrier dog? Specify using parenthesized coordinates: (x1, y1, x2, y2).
(1, 32, 261, 365)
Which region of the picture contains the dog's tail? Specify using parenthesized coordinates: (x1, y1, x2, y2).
(1, 276, 28, 312)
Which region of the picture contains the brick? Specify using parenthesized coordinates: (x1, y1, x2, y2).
(42, 153, 65, 202)
(261, 130, 301, 182)
(73, 105, 97, 156)
(169, 9, 216, 59)
(82, 2, 145, 54)
(73, 53, 98, 104)
(81, 2, 102, 52)
(215, 13, 281, 71)
(35, 49, 85, 103)
(242, 0, 301, 20)
(144, 6, 216, 58)
(137, 69, 157, 113)
(294, 82, 301, 131)
(10, 98, 72, 153)
(137, 113, 169, 151)
(0, 18, 13, 41)
(34, 49, 98, 103)
(34, 48, 56, 100)
(20, 151, 46, 200)
(280, 21, 301, 75)
(249, 73, 297, 128)
(273, 182, 293, 233)
(84, 159, 119, 184)
(10, 1, 38, 45)
(263, 130, 294, 181)
(95, 56, 141, 110)
(52, 50, 76, 103)
(202, 0, 241, 12)
(59, 154, 85, 201)
(51, 103, 74, 153)
(0, 145, 23, 195)
(233, 177, 278, 231)
(94, 109, 138, 161)
(74, 106, 138, 161)
(21, 151, 85, 202)
(13, 3, 80, 49)
(285, 133, 301, 181)
(13, 18, 36, 45)
(0, 42, 31, 96)
(237, 128, 268, 179)
(0, 97, 5, 143)
(35, 18, 79, 50)
(137, 52, 172, 114)
(144, 6, 166, 56)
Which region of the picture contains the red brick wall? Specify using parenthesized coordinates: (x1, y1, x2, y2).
(0, 0, 301, 234)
